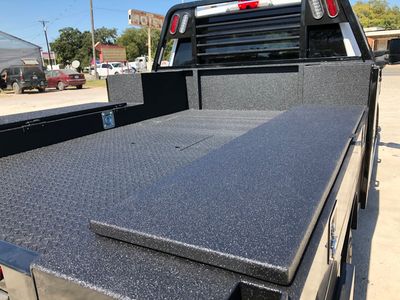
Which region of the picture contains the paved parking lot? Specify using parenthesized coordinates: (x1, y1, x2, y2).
(353, 65, 400, 300)
(0, 85, 108, 116)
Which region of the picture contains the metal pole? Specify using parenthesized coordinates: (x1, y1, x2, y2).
(90, 0, 99, 79)
(148, 26, 152, 71)
(39, 20, 53, 70)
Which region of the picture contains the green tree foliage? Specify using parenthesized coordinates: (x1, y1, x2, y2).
(116, 28, 161, 61)
(52, 26, 171, 66)
(353, 0, 400, 29)
(51, 27, 117, 66)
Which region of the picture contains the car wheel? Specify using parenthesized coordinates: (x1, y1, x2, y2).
(76, 85, 83, 89)
(38, 87, 45, 93)
(13, 82, 22, 94)
(57, 81, 65, 91)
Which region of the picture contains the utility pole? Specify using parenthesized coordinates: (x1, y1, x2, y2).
(39, 20, 53, 70)
(90, 0, 98, 79)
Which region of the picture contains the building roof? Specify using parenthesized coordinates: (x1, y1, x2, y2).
(0, 31, 41, 49)
(365, 29, 400, 38)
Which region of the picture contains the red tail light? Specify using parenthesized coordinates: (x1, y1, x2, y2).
(169, 14, 180, 35)
(0, 266, 3, 280)
(325, 0, 339, 17)
(238, 0, 259, 10)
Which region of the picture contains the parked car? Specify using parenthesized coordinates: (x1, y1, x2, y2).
(128, 56, 147, 72)
(45, 69, 86, 90)
(92, 62, 130, 78)
(0, 65, 47, 94)
(0, 74, 6, 90)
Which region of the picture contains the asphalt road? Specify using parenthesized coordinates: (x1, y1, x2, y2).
(353, 65, 400, 300)
(0, 86, 108, 116)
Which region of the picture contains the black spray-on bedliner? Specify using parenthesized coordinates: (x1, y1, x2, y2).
(91, 105, 365, 286)
(0, 102, 126, 129)
(0, 109, 279, 254)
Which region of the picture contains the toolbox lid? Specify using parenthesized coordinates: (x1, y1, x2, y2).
(91, 105, 364, 285)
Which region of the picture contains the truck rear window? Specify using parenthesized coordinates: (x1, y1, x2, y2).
(196, 6, 301, 65)
(160, 5, 301, 68)
(23, 67, 43, 77)
(307, 24, 347, 58)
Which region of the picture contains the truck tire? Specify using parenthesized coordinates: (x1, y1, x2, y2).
(13, 82, 22, 94)
(76, 85, 83, 89)
(57, 81, 65, 91)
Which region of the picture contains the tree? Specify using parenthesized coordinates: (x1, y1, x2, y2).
(51, 27, 118, 66)
(51, 27, 83, 65)
(117, 28, 161, 61)
(353, 0, 400, 29)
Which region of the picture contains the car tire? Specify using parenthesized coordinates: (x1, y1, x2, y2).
(13, 82, 22, 94)
(76, 85, 83, 89)
(57, 81, 65, 91)
(38, 87, 45, 93)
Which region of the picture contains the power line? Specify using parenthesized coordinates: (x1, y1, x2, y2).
(94, 7, 127, 13)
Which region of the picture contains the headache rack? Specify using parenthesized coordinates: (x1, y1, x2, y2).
(195, 4, 302, 65)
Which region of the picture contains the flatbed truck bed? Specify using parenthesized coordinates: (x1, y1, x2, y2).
(1, 105, 364, 299)
(0, 0, 386, 298)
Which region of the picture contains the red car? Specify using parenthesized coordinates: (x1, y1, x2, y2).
(45, 69, 86, 90)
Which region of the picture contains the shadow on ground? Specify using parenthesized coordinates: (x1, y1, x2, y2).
(353, 139, 381, 300)
(379, 141, 400, 150)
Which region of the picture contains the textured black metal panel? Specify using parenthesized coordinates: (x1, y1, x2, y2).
(200, 67, 299, 111)
(0, 109, 281, 299)
(303, 62, 371, 106)
(106, 74, 144, 105)
(0, 240, 39, 274)
(0, 102, 126, 129)
(141, 71, 189, 115)
(91, 105, 364, 285)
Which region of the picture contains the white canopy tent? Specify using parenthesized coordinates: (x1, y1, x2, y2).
(0, 31, 42, 71)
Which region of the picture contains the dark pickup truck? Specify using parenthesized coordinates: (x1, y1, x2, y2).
(0, 0, 394, 299)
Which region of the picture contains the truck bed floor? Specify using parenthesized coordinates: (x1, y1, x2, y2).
(1, 109, 280, 254)
(0, 106, 365, 299)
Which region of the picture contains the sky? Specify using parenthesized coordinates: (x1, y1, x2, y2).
(1, 0, 400, 50)
(1, 0, 185, 50)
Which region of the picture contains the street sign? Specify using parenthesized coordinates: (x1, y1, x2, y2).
(128, 9, 164, 30)
(128, 9, 165, 71)
(101, 47, 127, 62)
(41, 51, 56, 60)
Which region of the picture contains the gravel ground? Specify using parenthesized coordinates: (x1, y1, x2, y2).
(0, 86, 108, 116)
(353, 65, 400, 300)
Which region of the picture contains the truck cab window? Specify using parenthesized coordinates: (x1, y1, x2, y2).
(307, 24, 347, 58)
(173, 39, 193, 66)
(159, 38, 192, 68)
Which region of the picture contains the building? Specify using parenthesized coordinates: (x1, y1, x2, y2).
(94, 42, 127, 63)
(365, 27, 400, 51)
(0, 31, 42, 71)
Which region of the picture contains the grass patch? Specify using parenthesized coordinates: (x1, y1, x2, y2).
(85, 80, 107, 89)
